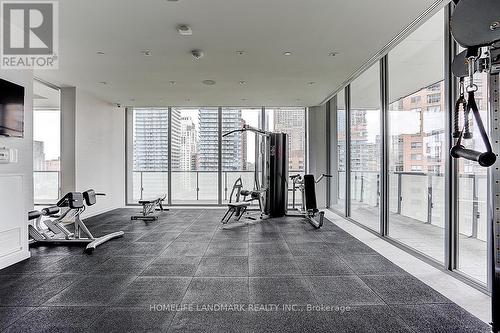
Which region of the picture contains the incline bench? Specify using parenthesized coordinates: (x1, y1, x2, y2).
(131, 195, 168, 221)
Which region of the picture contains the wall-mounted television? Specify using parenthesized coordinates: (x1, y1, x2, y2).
(0, 78, 25, 138)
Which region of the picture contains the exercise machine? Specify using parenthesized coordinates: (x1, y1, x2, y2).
(449, 1, 500, 332)
(221, 125, 289, 224)
(28, 189, 124, 253)
(131, 194, 167, 221)
(288, 173, 332, 229)
(220, 177, 266, 224)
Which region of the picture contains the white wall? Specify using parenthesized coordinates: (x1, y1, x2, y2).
(0, 70, 33, 269)
(307, 104, 327, 208)
(75, 90, 125, 217)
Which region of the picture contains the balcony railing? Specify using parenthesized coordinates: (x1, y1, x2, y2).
(334, 170, 487, 241)
(132, 170, 303, 205)
(34, 171, 60, 205)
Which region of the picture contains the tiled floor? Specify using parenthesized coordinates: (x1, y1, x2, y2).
(0, 208, 490, 332)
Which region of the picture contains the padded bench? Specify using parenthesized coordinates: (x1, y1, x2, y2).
(131, 195, 168, 221)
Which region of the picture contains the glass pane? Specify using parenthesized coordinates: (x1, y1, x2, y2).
(332, 89, 346, 212)
(387, 9, 445, 262)
(33, 81, 60, 205)
(265, 107, 306, 206)
(132, 108, 169, 201)
(171, 108, 219, 204)
(349, 63, 381, 230)
(457, 71, 489, 284)
(222, 108, 261, 203)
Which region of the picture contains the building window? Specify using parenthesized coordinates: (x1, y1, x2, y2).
(348, 63, 381, 231)
(410, 96, 421, 104)
(410, 142, 422, 149)
(33, 81, 61, 205)
(427, 93, 441, 104)
(387, 8, 445, 262)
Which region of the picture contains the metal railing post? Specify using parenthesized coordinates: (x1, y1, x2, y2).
(196, 171, 199, 201)
(471, 175, 479, 238)
(397, 173, 402, 215)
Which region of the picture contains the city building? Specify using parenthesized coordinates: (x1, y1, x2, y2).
(273, 108, 305, 171)
(179, 116, 198, 171)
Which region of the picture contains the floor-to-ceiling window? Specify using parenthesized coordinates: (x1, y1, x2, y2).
(132, 108, 169, 202)
(222, 108, 262, 203)
(332, 90, 346, 212)
(387, 9, 445, 262)
(33, 81, 61, 205)
(349, 63, 381, 230)
(457, 71, 489, 284)
(171, 108, 219, 204)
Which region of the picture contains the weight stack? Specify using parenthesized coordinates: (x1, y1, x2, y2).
(265, 132, 289, 217)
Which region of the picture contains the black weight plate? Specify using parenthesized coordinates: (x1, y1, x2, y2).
(451, 0, 500, 48)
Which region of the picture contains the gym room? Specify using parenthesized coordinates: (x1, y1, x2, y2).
(0, 0, 498, 332)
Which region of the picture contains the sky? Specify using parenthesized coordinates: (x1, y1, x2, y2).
(33, 110, 60, 160)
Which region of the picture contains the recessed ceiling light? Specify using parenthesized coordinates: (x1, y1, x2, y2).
(130, 98, 136, 102)
(97, 51, 105, 55)
(283, 51, 292, 56)
(169, 81, 176, 85)
(185, 98, 191, 102)
(308, 81, 316, 85)
(166, 0, 178, 2)
(296, 98, 301, 101)
(141, 50, 152, 56)
(202, 80, 216, 86)
(328, 51, 339, 57)
(177, 24, 192, 36)
(239, 81, 246, 85)
(236, 50, 246, 56)
(241, 98, 247, 101)
(99, 81, 107, 85)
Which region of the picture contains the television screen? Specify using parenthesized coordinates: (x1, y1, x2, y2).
(0, 79, 25, 138)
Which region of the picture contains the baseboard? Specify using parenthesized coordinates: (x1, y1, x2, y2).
(0, 249, 30, 270)
(82, 204, 123, 219)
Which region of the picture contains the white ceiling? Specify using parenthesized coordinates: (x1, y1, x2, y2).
(35, 0, 441, 107)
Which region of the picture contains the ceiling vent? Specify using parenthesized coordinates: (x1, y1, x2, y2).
(177, 24, 192, 36)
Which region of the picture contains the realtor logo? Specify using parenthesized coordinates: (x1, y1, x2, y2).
(1, 1, 58, 69)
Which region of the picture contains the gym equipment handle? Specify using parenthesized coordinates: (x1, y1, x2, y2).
(450, 145, 496, 167)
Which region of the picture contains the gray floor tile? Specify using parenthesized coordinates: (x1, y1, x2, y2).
(44, 275, 137, 306)
(0, 256, 66, 275)
(341, 254, 408, 275)
(249, 309, 333, 333)
(113, 277, 191, 307)
(141, 257, 202, 277)
(360, 275, 451, 304)
(0, 274, 81, 306)
(249, 242, 292, 257)
(324, 305, 414, 333)
(135, 232, 180, 243)
(308, 276, 385, 306)
(391, 303, 490, 333)
(286, 242, 337, 257)
(169, 309, 253, 333)
(182, 277, 249, 304)
(249, 277, 317, 305)
(90, 307, 175, 333)
(91, 256, 156, 275)
(294, 256, 355, 276)
(118, 242, 171, 256)
(3, 306, 104, 333)
(0, 307, 35, 331)
(249, 256, 301, 276)
(204, 241, 248, 257)
(196, 257, 249, 277)
(161, 242, 209, 257)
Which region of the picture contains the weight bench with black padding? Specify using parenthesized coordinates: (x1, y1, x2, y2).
(131, 195, 168, 221)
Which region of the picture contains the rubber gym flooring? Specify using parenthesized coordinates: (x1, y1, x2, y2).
(0, 209, 490, 332)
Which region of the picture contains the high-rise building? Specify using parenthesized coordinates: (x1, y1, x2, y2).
(179, 116, 198, 171)
(273, 108, 305, 171)
(198, 109, 246, 171)
(133, 108, 181, 171)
